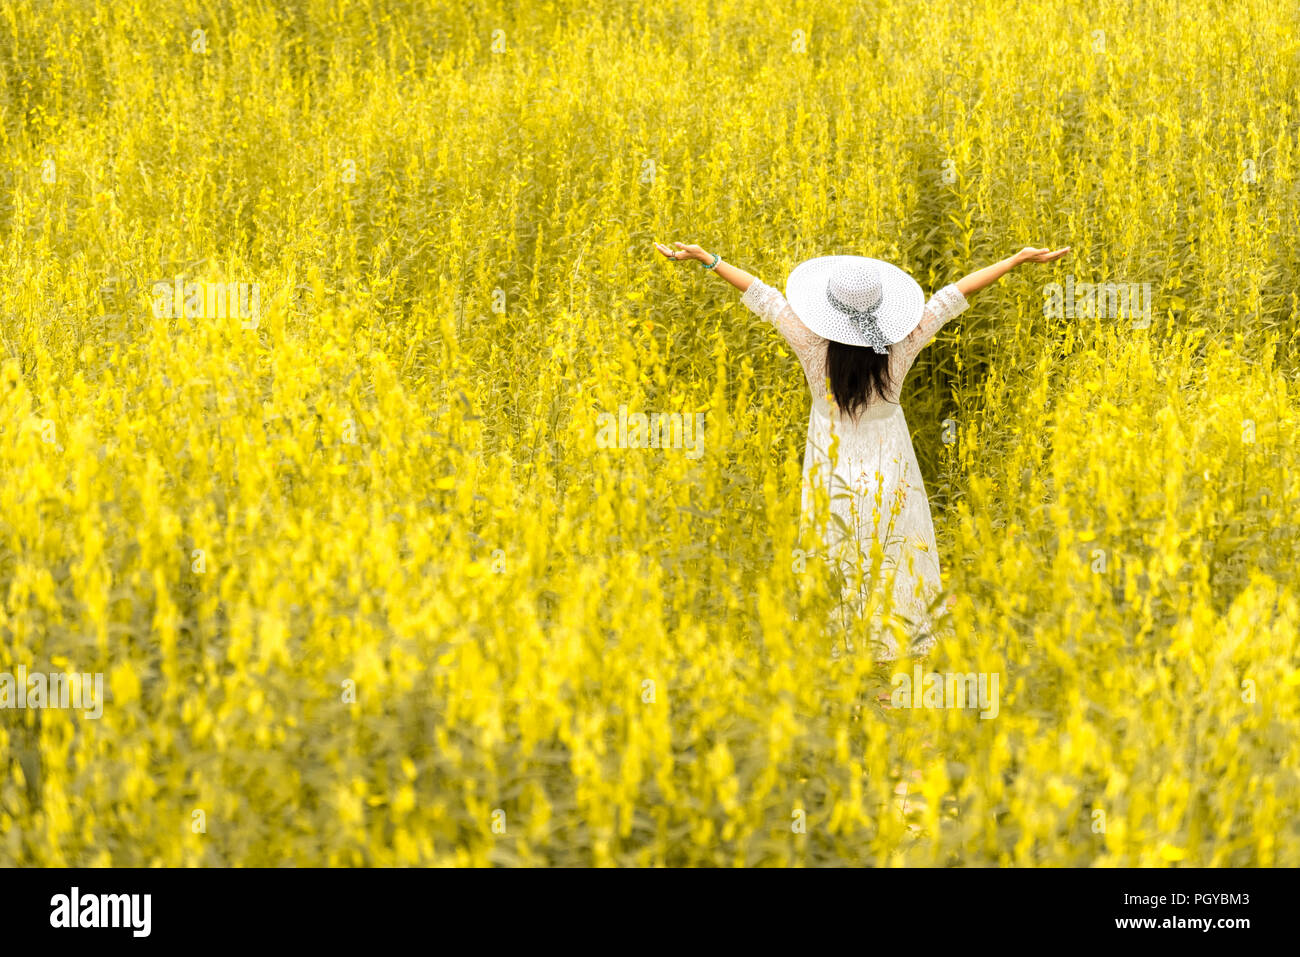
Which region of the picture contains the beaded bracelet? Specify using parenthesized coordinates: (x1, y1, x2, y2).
(701, 253, 721, 270)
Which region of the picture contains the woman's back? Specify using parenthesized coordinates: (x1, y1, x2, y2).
(740, 278, 969, 414)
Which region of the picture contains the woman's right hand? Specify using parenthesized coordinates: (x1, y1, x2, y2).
(654, 241, 709, 263)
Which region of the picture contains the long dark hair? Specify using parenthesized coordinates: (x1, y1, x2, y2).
(825, 340, 895, 420)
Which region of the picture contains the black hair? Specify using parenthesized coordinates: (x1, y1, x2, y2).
(825, 340, 895, 420)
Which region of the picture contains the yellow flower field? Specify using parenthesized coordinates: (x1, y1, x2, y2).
(0, 0, 1297, 865)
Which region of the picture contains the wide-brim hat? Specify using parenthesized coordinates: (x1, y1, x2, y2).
(785, 256, 924, 352)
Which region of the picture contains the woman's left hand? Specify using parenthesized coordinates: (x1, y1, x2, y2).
(1014, 246, 1071, 264)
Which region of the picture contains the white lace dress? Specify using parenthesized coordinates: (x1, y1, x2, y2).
(740, 278, 970, 659)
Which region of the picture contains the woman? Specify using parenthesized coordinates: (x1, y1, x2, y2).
(654, 241, 1069, 660)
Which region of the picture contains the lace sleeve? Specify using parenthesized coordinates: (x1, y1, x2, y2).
(740, 278, 827, 384)
(896, 284, 969, 367)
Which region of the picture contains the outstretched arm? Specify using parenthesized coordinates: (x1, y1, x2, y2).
(956, 246, 1070, 297)
(897, 244, 1071, 365)
(652, 242, 756, 291)
(652, 241, 827, 386)
(654, 242, 1069, 297)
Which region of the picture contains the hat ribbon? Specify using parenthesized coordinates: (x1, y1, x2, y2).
(826, 287, 891, 354)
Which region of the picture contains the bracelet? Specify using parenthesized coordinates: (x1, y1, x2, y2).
(701, 253, 721, 270)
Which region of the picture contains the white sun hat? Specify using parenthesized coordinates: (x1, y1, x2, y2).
(784, 256, 925, 352)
